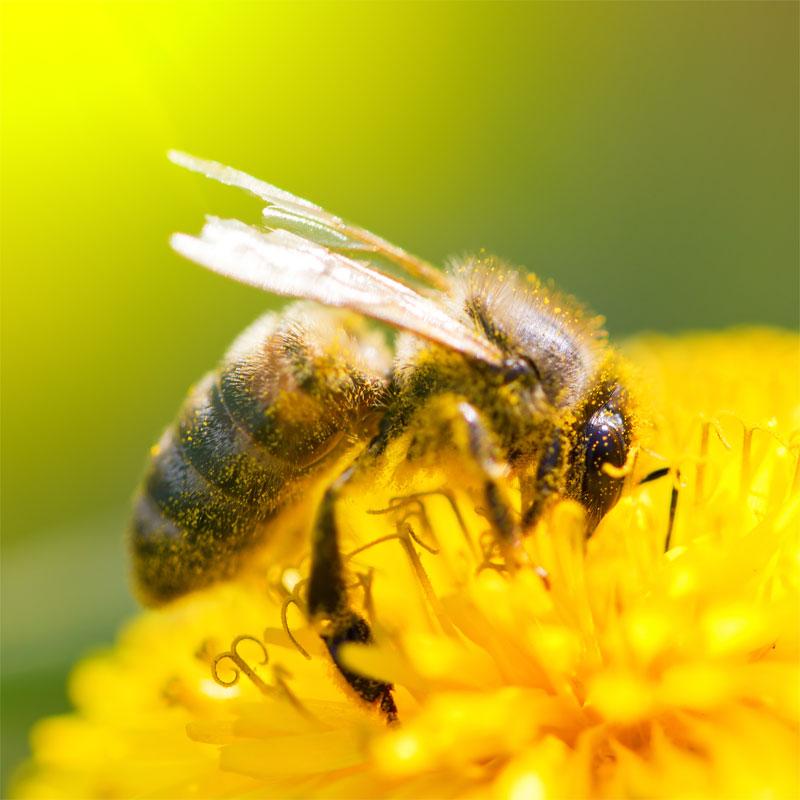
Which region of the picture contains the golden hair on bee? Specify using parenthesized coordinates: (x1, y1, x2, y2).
(445, 255, 608, 406)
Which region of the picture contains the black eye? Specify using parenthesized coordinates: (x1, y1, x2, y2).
(580, 395, 629, 527)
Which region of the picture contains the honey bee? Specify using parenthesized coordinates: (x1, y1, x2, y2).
(131, 152, 634, 718)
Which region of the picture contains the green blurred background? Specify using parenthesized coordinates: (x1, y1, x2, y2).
(1, 0, 797, 789)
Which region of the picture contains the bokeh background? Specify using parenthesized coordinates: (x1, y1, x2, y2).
(1, 0, 797, 789)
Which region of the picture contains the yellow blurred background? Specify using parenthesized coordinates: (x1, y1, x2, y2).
(1, 1, 797, 788)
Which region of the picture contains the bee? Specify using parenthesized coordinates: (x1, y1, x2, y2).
(130, 152, 634, 719)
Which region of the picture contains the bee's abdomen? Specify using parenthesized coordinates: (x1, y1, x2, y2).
(130, 305, 389, 605)
(177, 375, 287, 507)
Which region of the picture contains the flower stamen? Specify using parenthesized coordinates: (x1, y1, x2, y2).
(347, 519, 455, 636)
(280, 583, 312, 660)
(370, 490, 478, 557)
(211, 634, 271, 692)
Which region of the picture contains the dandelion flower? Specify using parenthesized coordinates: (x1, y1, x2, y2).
(13, 328, 800, 799)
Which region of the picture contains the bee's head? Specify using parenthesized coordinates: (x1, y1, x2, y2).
(453, 261, 633, 529)
(569, 384, 632, 529)
(523, 382, 633, 532)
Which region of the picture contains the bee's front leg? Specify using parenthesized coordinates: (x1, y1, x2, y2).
(447, 401, 528, 568)
(307, 466, 398, 722)
(406, 396, 525, 568)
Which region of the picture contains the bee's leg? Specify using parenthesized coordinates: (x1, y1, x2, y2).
(404, 397, 522, 565)
(448, 401, 526, 566)
(307, 466, 398, 722)
(448, 405, 557, 588)
(521, 431, 565, 530)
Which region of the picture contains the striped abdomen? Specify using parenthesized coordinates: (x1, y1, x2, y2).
(130, 304, 389, 604)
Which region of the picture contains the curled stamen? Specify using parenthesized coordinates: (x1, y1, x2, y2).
(211, 635, 271, 694)
(395, 501, 439, 553)
(211, 635, 315, 719)
(347, 533, 404, 560)
(368, 499, 414, 515)
(396, 522, 456, 635)
(370, 496, 440, 553)
(398, 512, 440, 554)
(346, 522, 455, 635)
(370, 490, 477, 557)
(280, 588, 311, 660)
(367, 492, 441, 516)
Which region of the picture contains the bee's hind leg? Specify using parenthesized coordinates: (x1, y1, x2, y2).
(307, 466, 398, 722)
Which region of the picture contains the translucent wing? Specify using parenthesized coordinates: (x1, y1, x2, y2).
(168, 150, 448, 292)
(171, 218, 504, 365)
(169, 152, 503, 365)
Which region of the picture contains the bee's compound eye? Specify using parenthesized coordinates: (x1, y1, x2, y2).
(580, 403, 628, 527)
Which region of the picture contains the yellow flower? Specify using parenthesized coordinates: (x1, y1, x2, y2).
(13, 329, 800, 800)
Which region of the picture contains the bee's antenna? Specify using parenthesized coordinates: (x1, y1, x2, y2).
(665, 470, 680, 552)
(636, 465, 680, 551)
(639, 466, 670, 485)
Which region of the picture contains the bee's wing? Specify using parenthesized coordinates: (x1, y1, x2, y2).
(171, 218, 504, 366)
(168, 151, 448, 292)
